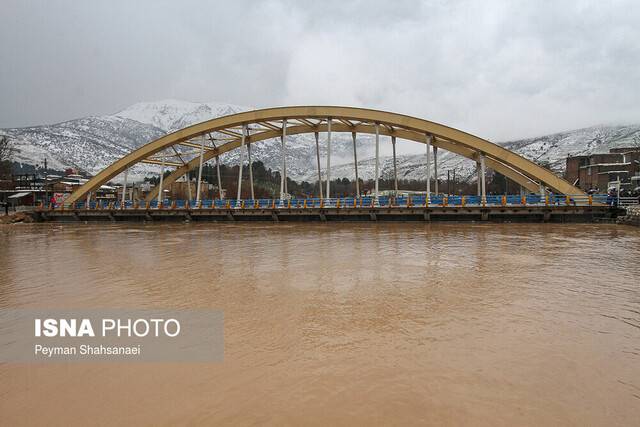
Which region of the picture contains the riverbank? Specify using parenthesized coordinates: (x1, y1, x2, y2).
(0, 212, 34, 224)
(617, 206, 640, 227)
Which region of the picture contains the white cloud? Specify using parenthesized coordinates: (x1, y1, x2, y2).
(1, 0, 639, 141)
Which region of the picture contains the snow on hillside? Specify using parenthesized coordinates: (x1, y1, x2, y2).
(299, 150, 473, 183)
(2, 99, 639, 184)
(500, 125, 640, 171)
(115, 99, 248, 133)
(4, 116, 166, 179)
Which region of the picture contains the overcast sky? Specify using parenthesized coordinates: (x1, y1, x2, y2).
(2, 0, 639, 140)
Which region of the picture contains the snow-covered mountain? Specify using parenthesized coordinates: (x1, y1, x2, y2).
(2, 99, 639, 184)
(4, 115, 164, 173)
(500, 125, 640, 170)
(2, 100, 251, 180)
(116, 100, 248, 133)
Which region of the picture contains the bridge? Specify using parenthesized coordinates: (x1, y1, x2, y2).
(37, 106, 616, 222)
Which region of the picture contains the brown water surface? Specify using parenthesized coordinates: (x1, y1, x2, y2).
(0, 222, 639, 426)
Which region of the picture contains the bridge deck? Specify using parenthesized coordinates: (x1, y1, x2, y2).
(35, 204, 616, 223)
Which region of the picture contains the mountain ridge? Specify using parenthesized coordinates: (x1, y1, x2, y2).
(2, 100, 639, 183)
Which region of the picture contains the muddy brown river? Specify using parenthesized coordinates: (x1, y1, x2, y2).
(1, 222, 639, 426)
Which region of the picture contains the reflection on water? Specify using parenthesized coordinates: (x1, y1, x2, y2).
(1, 223, 639, 426)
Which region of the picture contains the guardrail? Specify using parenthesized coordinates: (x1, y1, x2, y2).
(46, 194, 616, 211)
(618, 196, 640, 207)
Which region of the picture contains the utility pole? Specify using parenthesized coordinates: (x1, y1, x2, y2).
(452, 169, 456, 194)
(43, 157, 48, 205)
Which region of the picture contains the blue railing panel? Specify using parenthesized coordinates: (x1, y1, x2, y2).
(448, 196, 462, 205)
(411, 196, 426, 205)
(506, 195, 521, 205)
(486, 195, 501, 205)
(466, 195, 480, 205)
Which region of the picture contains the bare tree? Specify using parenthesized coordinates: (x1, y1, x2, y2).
(0, 135, 17, 176)
(0, 135, 17, 162)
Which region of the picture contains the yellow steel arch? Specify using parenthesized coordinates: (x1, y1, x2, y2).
(65, 106, 582, 205)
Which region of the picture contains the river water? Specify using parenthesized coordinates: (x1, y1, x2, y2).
(1, 223, 639, 426)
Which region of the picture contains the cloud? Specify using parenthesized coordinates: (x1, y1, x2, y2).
(1, 0, 639, 142)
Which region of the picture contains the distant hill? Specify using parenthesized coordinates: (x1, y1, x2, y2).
(2, 100, 639, 183)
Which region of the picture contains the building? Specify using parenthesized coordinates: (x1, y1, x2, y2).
(565, 147, 640, 194)
(0, 171, 119, 207)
